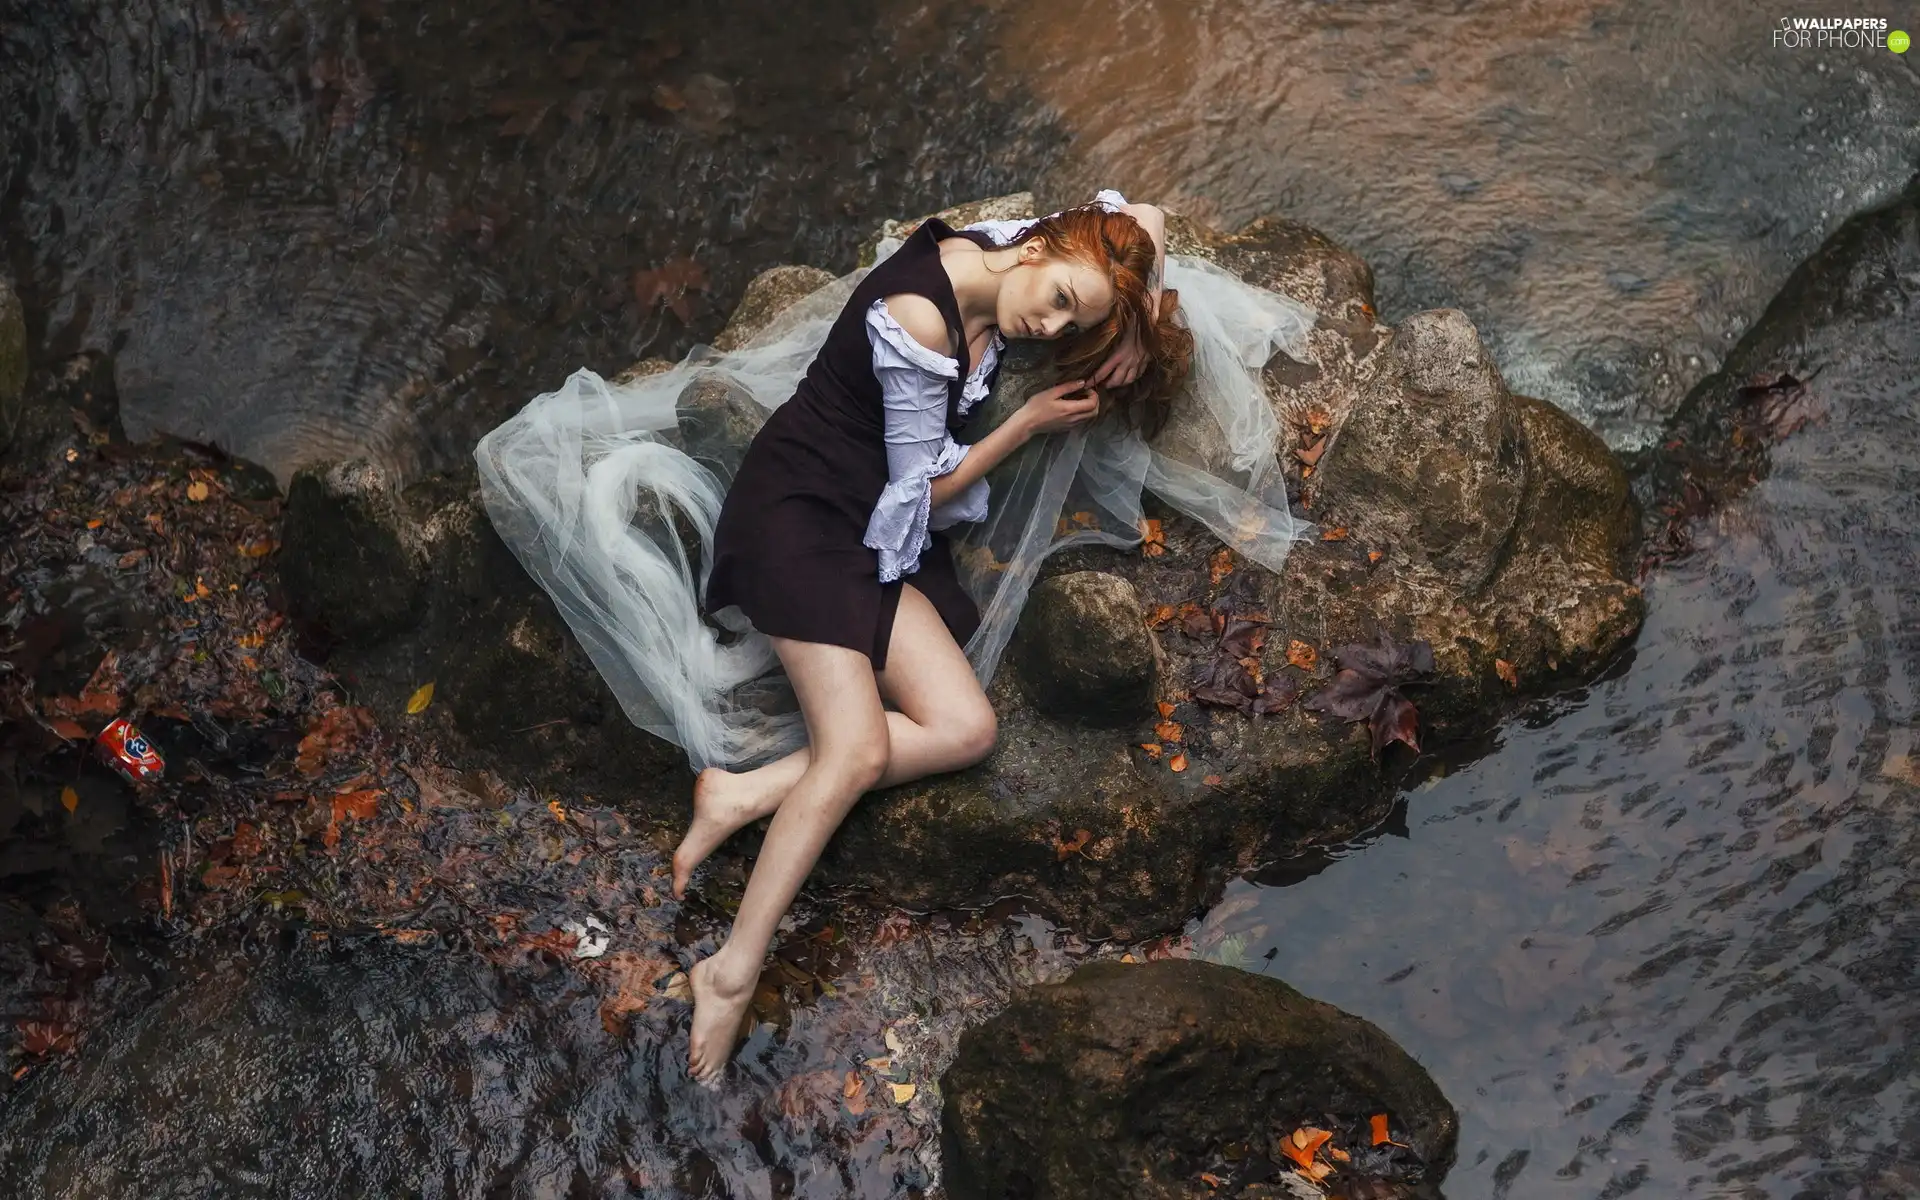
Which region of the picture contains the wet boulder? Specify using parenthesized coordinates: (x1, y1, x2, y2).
(941, 959, 1456, 1200)
(1014, 571, 1160, 725)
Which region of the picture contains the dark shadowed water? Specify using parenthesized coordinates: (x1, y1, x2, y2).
(4, 0, 1919, 1196)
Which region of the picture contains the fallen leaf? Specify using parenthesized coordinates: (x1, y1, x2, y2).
(47, 718, 89, 741)
(1054, 828, 1092, 860)
(1303, 1160, 1333, 1182)
(85, 518, 103, 530)
(186, 480, 210, 502)
(632, 257, 709, 323)
(1208, 549, 1235, 585)
(1368, 549, 1383, 564)
(1370, 1113, 1393, 1146)
(17, 1019, 76, 1057)
(237, 538, 276, 558)
(888, 1082, 916, 1104)
(842, 1071, 866, 1101)
(1179, 602, 1214, 639)
(1302, 634, 1434, 757)
(1495, 658, 1518, 688)
(1156, 701, 1176, 719)
(1281, 1126, 1334, 1168)
(1321, 526, 1350, 542)
(884, 1027, 904, 1055)
(1139, 741, 1163, 760)
(1146, 604, 1175, 628)
(406, 682, 436, 714)
(200, 863, 242, 890)
(1199, 1172, 1225, 1187)
(1219, 617, 1267, 659)
(1138, 517, 1166, 557)
(548, 798, 569, 823)
(1168, 752, 1188, 772)
(1294, 435, 1327, 466)
(295, 706, 375, 775)
(331, 789, 381, 823)
(1154, 719, 1183, 743)
(864, 1055, 892, 1071)
(60, 786, 79, 814)
(1329, 1147, 1351, 1163)
(1202, 774, 1223, 787)
(1287, 640, 1318, 671)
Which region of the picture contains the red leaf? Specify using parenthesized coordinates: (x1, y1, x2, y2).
(632, 257, 709, 323)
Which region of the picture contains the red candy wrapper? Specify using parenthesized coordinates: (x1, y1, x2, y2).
(95, 717, 164, 785)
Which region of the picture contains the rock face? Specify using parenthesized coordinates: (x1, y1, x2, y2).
(0, 277, 27, 454)
(941, 959, 1456, 1200)
(279, 193, 1644, 936)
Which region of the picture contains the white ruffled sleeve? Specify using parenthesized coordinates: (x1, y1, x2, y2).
(962, 189, 1129, 246)
(862, 301, 992, 583)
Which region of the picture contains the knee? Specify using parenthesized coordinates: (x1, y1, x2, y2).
(837, 737, 891, 793)
(951, 703, 998, 766)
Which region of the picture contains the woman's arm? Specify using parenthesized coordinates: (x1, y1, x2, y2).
(928, 380, 1099, 508)
(1092, 202, 1168, 388)
(1121, 201, 1167, 299)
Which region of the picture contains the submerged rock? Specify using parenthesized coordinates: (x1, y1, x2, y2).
(941, 959, 1456, 1199)
(279, 193, 1644, 936)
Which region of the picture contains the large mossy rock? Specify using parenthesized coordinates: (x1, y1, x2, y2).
(941, 959, 1456, 1199)
(279, 193, 1644, 936)
(0, 277, 28, 454)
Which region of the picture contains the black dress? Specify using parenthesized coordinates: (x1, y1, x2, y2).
(704, 220, 995, 669)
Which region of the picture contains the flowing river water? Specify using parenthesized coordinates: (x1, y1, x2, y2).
(3, 0, 1919, 1196)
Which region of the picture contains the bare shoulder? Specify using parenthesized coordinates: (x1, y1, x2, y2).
(877, 292, 953, 356)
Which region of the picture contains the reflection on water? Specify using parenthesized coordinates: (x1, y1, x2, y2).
(988, 0, 1920, 446)
(1198, 253, 1920, 1194)
(0, 0, 1064, 484)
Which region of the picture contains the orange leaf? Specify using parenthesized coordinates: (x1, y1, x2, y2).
(632, 257, 709, 323)
(1281, 1126, 1333, 1168)
(186, 480, 210, 502)
(842, 1071, 866, 1100)
(1070, 511, 1097, 528)
(1495, 658, 1519, 688)
(60, 786, 79, 814)
(47, 718, 89, 741)
(1156, 701, 1175, 719)
(1369, 1113, 1392, 1146)
(1138, 517, 1164, 545)
(1202, 774, 1223, 787)
(237, 538, 276, 558)
(1154, 720, 1183, 743)
(1294, 435, 1327, 466)
(1286, 640, 1318, 671)
(85, 518, 103, 530)
(1321, 526, 1349, 542)
(1367, 549, 1383, 564)
(331, 789, 381, 823)
(1208, 549, 1235, 585)
(1139, 742, 1163, 760)
(1054, 828, 1091, 860)
(548, 798, 569, 822)
(1199, 1173, 1224, 1188)
(1329, 1147, 1351, 1163)
(1146, 604, 1175, 628)
(1168, 752, 1188, 773)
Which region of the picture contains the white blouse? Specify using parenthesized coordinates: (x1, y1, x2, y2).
(862, 189, 1130, 583)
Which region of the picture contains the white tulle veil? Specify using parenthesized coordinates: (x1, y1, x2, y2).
(474, 232, 1316, 770)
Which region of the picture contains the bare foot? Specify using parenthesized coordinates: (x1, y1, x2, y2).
(687, 952, 757, 1083)
(672, 767, 780, 898)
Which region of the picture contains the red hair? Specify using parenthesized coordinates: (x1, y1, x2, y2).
(1009, 204, 1193, 439)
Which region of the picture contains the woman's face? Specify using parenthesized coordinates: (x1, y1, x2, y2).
(997, 241, 1115, 341)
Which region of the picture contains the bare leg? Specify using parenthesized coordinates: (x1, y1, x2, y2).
(672, 585, 997, 896)
(683, 589, 996, 1079)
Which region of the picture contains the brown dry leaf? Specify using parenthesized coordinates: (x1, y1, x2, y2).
(231, 823, 265, 861)
(332, 789, 381, 823)
(237, 538, 276, 558)
(1368, 549, 1383, 564)
(405, 682, 436, 714)
(1495, 658, 1519, 689)
(295, 706, 374, 775)
(47, 718, 88, 741)
(1303, 1161, 1333, 1182)
(1178, 602, 1212, 639)
(1146, 604, 1175, 628)
(60, 786, 79, 814)
(186, 480, 210, 503)
(200, 863, 243, 890)
(842, 1071, 866, 1101)
(1168, 752, 1188, 773)
(1138, 517, 1166, 557)
(1202, 773, 1223, 787)
(1208, 549, 1235, 585)
(1295, 435, 1327, 466)
(1321, 526, 1350, 542)
(1281, 1126, 1333, 1168)
(1156, 701, 1176, 718)
(1139, 741, 1163, 760)
(548, 798, 569, 823)
(1287, 640, 1318, 671)
(1303, 405, 1332, 435)
(1329, 1147, 1351, 1163)
(1054, 828, 1091, 860)
(1199, 1172, 1225, 1188)
(632, 257, 709, 323)
(1154, 720, 1183, 744)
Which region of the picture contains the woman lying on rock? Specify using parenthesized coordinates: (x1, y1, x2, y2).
(475, 191, 1317, 1081)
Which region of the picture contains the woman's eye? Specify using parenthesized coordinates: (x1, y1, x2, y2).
(1054, 289, 1068, 309)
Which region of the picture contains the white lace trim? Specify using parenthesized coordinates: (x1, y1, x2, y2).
(865, 438, 973, 582)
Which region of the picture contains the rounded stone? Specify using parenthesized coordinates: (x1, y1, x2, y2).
(1014, 570, 1158, 725)
(941, 958, 1458, 1199)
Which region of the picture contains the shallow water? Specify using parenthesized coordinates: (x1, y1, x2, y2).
(1196, 256, 1920, 1194)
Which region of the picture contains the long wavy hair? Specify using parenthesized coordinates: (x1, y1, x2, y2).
(1006, 203, 1194, 439)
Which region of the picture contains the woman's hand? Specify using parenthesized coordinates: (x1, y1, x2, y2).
(1094, 201, 1168, 388)
(1092, 336, 1148, 387)
(1018, 379, 1102, 436)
